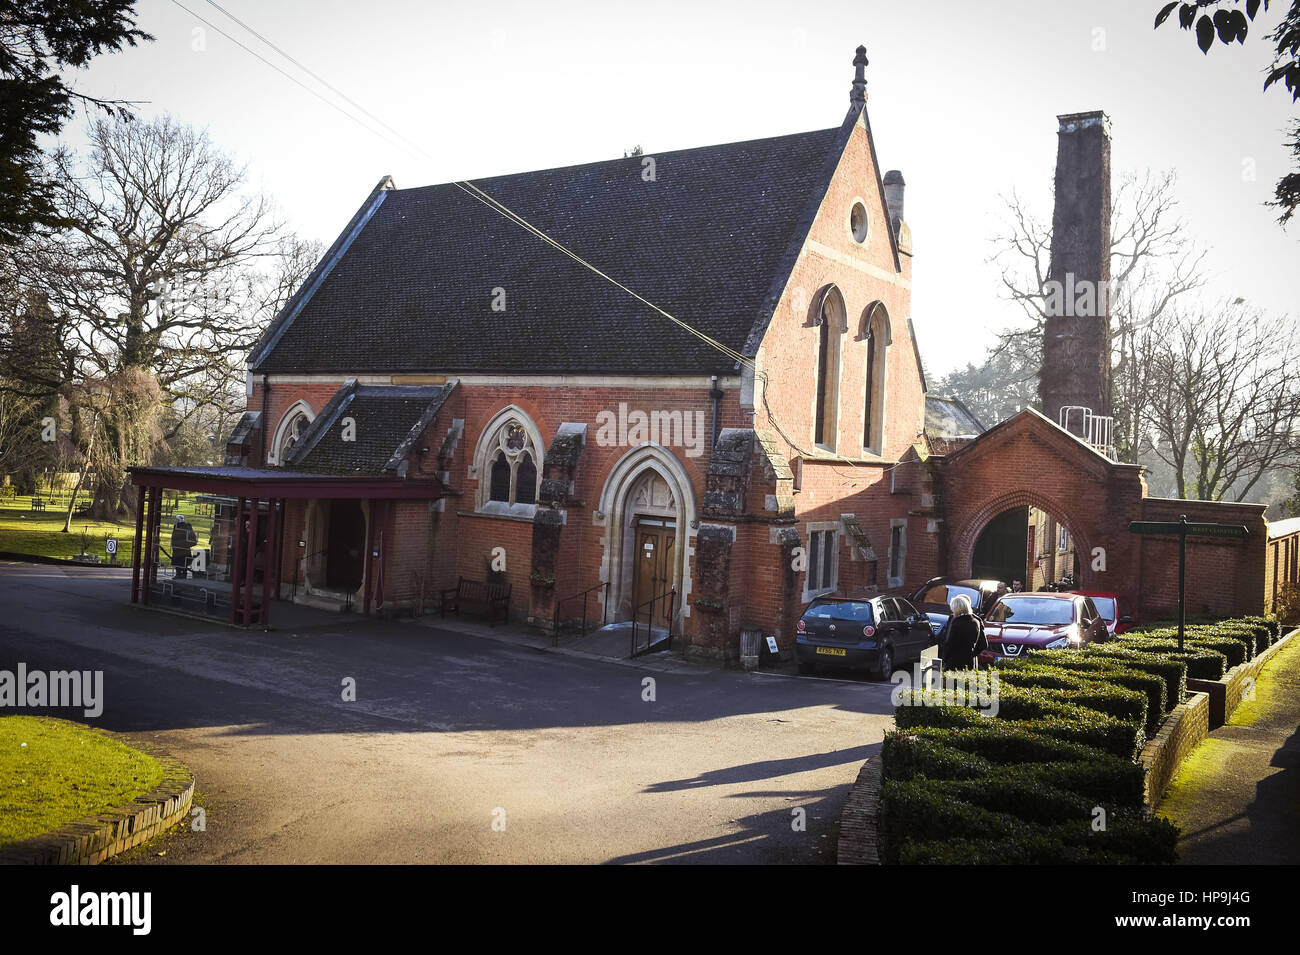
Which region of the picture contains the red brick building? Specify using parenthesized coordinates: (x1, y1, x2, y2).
(128, 48, 1271, 658)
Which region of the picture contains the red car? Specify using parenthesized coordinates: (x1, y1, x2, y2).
(978, 592, 1111, 664)
(1071, 590, 1135, 636)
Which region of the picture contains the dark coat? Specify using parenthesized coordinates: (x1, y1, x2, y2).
(942, 613, 988, 670)
(170, 522, 197, 566)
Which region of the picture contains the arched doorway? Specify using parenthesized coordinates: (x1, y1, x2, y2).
(598, 445, 697, 627)
(303, 498, 370, 599)
(626, 470, 678, 624)
(971, 503, 1082, 592)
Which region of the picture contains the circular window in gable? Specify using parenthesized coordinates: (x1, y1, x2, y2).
(850, 201, 869, 243)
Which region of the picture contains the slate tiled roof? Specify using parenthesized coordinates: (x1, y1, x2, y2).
(925, 395, 986, 439)
(283, 382, 455, 475)
(251, 126, 850, 376)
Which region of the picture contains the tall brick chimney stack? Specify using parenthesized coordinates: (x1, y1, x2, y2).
(1040, 110, 1112, 437)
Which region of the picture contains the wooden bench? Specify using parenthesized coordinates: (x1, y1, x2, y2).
(440, 576, 511, 625)
(30, 498, 45, 512)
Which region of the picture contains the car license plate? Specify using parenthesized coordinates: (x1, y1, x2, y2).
(815, 647, 846, 657)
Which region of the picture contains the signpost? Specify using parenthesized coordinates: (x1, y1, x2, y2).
(1128, 515, 1249, 651)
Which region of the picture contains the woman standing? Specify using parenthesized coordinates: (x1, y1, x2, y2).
(941, 593, 988, 670)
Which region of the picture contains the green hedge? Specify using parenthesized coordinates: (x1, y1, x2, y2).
(883, 723, 1105, 766)
(997, 663, 1164, 733)
(882, 728, 1145, 806)
(899, 817, 1179, 865)
(1121, 632, 1248, 668)
(1087, 642, 1226, 680)
(996, 683, 1147, 734)
(998, 653, 1181, 713)
(1238, 615, 1281, 643)
(881, 779, 1177, 864)
(895, 693, 1144, 759)
(1224, 618, 1275, 652)
(881, 649, 1176, 864)
(1135, 614, 1281, 653)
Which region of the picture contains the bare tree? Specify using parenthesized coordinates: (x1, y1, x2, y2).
(8, 114, 314, 517)
(1144, 301, 1300, 500)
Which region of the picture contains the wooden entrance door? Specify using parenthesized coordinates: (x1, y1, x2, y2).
(633, 517, 676, 624)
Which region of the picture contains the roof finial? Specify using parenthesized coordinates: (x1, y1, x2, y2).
(850, 45, 868, 109)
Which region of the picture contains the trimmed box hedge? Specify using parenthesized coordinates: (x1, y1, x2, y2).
(1087, 642, 1226, 680)
(881, 779, 1178, 865)
(998, 653, 1180, 713)
(880, 642, 1184, 864)
(882, 728, 1146, 807)
(895, 692, 1144, 759)
(1121, 632, 1247, 668)
(898, 817, 1178, 865)
(996, 663, 1164, 733)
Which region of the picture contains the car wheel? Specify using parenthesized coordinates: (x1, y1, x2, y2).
(874, 646, 893, 681)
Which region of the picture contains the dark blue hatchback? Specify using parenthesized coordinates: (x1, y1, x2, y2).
(795, 594, 935, 680)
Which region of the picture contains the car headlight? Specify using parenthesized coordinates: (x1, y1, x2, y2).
(1045, 636, 1070, 650)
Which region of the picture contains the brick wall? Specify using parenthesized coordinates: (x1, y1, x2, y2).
(934, 411, 1267, 623)
(1265, 527, 1300, 616)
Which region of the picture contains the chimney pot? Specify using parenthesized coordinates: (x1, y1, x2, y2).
(883, 169, 905, 234)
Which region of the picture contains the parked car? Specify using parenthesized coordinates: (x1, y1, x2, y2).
(910, 577, 1009, 636)
(978, 591, 1110, 664)
(1070, 590, 1135, 636)
(795, 593, 935, 680)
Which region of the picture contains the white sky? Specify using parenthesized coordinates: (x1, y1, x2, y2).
(55, 0, 1299, 378)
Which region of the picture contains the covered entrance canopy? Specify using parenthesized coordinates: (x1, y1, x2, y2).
(127, 465, 442, 627)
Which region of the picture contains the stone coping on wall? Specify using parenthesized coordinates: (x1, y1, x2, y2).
(1187, 628, 1295, 728)
(1139, 692, 1209, 814)
(837, 754, 881, 865)
(0, 752, 194, 865)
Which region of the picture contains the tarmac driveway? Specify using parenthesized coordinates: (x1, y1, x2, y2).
(0, 562, 896, 864)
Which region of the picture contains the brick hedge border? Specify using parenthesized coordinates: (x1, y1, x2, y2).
(0, 753, 194, 865)
(1139, 692, 1209, 814)
(836, 754, 881, 865)
(1188, 628, 1296, 729)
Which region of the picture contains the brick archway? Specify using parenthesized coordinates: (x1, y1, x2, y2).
(954, 489, 1091, 589)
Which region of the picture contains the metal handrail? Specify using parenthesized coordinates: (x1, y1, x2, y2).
(552, 582, 609, 647)
(631, 587, 676, 658)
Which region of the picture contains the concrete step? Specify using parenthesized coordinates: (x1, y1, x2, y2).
(292, 593, 355, 613)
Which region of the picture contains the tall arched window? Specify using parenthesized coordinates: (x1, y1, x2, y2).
(860, 302, 891, 453)
(814, 287, 846, 451)
(475, 410, 543, 513)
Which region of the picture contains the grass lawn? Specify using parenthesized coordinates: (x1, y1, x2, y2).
(0, 490, 214, 564)
(0, 715, 164, 847)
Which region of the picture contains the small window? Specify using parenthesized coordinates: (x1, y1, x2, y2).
(850, 201, 869, 243)
(806, 527, 838, 598)
(888, 522, 906, 587)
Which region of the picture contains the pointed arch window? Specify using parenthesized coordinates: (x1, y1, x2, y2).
(477, 414, 542, 513)
(814, 287, 846, 451)
(860, 302, 891, 453)
(270, 401, 315, 466)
